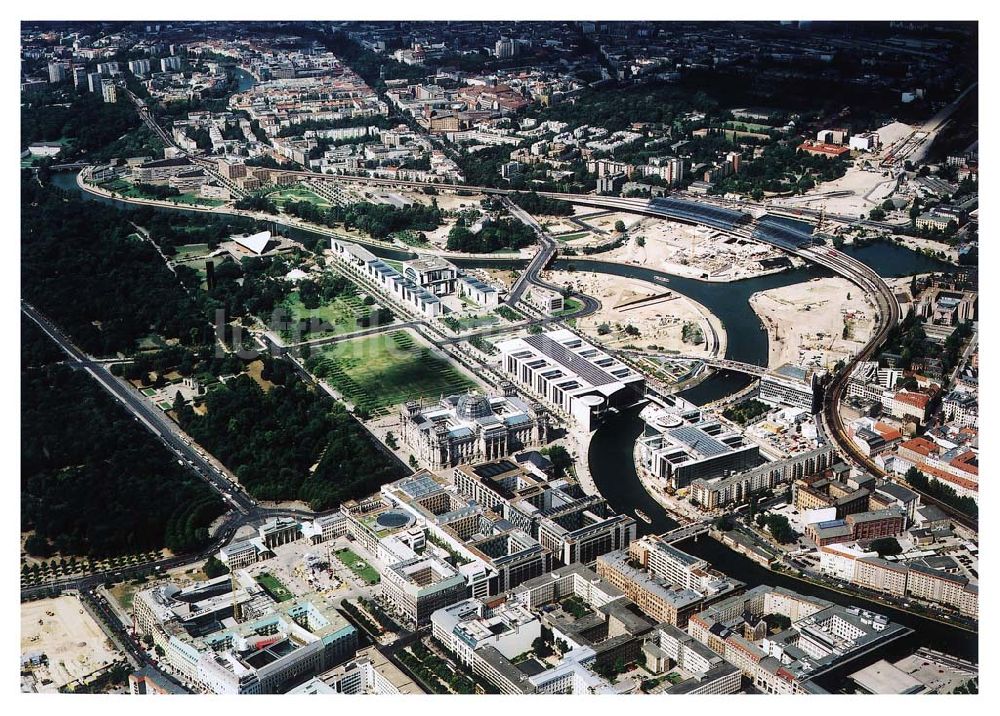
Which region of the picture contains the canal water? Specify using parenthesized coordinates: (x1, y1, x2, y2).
(50, 170, 974, 663)
(231, 66, 256, 93)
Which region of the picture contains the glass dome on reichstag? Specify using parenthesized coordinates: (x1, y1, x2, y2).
(456, 393, 494, 421)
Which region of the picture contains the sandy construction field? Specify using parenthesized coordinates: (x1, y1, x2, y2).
(548, 270, 726, 357)
(770, 165, 898, 216)
(750, 277, 876, 371)
(576, 211, 644, 233)
(598, 217, 794, 281)
(769, 121, 917, 216)
(21, 595, 120, 691)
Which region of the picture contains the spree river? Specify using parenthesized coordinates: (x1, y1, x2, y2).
(51, 172, 972, 669)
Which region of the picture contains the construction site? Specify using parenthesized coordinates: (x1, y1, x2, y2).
(600, 215, 799, 281)
(749, 276, 877, 371)
(20, 595, 122, 693)
(551, 269, 726, 358)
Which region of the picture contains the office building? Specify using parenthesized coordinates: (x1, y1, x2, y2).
(496, 328, 645, 431)
(401, 256, 458, 296)
(687, 585, 910, 694)
(644, 624, 741, 694)
(596, 550, 707, 627)
(458, 274, 500, 307)
(330, 238, 442, 317)
(758, 366, 819, 411)
(639, 408, 761, 490)
(376, 471, 551, 597)
(432, 597, 540, 668)
(805, 506, 905, 546)
(128, 666, 189, 695)
(293, 646, 423, 694)
(380, 555, 468, 626)
(689, 444, 836, 509)
(133, 572, 357, 694)
(133, 156, 197, 182)
(452, 458, 634, 568)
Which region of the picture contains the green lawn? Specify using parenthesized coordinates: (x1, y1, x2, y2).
(172, 192, 225, 207)
(556, 231, 591, 243)
(98, 180, 223, 207)
(256, 572, 294, 602)
(554, 297, 584, 316)
(274, 289, 372, 340)
(173, 243, 211, 260)
(722, 121, 774, 132)
(336, 549, 380, 584)
(308, 330, 476, 415)
(269, 185, 331, 209)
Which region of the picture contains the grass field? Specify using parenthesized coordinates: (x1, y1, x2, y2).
(256, 572, 293, 602)
(336, 549, 380, 584)
(554, 297, 584, 316)
(173, 243, 211, 260)
(555, 231, 591, 243)
(274, 289, 370, 340)
(98, 180, 224, 207)
(178, 258, 213, 289)
(722, 120, 774, 132)
(309, 330, 476, 415)
(172, 192, 225, 207)
(269, 185, 332, 210)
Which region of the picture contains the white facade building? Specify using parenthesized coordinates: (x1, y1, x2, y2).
(496, 329, 645, 430)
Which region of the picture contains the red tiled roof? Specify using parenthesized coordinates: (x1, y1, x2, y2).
(899, 437, 938, 457)
(918, 462, 978, 492)
(798, 141, 850, 156)
(949, 451, 979, 476)
(874, 423, 903, 441)
(894, 391, 931, 409)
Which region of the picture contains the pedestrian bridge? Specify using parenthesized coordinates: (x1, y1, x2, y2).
(659, 520, 713, 544)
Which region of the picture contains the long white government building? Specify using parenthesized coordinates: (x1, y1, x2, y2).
(496, 329, 646, 430)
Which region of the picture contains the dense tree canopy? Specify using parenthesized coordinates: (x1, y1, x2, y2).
(21, 179, 207, 356)
(21, 362, 224, 558)
(175, 371, 403, 510)
(21, 85, 142, 157)
(509, 191, 574, 217)
(446, 217, 536, 253)
(283, 198, 443, 239)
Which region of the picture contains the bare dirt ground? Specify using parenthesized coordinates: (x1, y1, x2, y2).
(21, 596, 121, 691)
(770, 121, 917, 216)
(598, 217, 796, 281)
(548, 270, 726, 357)
(749, 277, 876, 371)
